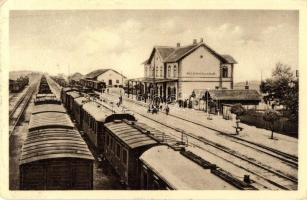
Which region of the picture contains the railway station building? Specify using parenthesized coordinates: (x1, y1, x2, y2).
(126, 38, 237, 102)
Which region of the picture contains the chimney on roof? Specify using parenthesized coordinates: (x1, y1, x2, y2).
(177, 42, 180, 48)
(245, 81, 249, 90)
(193, 39, 197, 45)
(200, 37, 204, 43)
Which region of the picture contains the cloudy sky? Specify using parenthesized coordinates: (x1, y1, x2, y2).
(9, 10, 298, 82)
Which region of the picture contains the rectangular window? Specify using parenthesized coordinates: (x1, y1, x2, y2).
(222, 67, 228, 78)
(116, 143, 121, 158)
(116, 80, 119, 83)
(143, 170, 148, 189)
(122, 149, 128, 165)
(106, 134, 109, 146)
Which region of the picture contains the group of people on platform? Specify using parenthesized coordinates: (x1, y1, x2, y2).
(147, 102, 170, 115)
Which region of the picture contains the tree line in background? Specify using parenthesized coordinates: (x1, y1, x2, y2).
(231, 63, 298, 139)
(260, 62, 298, 122)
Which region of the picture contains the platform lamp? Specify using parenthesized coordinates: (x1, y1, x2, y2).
(206, 88, 210, 114)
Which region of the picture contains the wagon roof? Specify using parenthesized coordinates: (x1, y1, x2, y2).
(32, 104, 66, 114)
(105, 121, 157, 149)
(140, 145, 236, 190)
(66, 91, 82, 99)
(82, 101, 113, 122)
(28, 112, 74, 131)
(20, 128, 94, 165)
(74, 96, 90, 106)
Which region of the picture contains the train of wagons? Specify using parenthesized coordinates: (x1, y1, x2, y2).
(9, 76, 29, 93)
(19, 76, 94, 190)
(61, 86, 238, 190)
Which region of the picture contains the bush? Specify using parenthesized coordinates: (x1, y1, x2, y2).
(230, 104, 246, 119)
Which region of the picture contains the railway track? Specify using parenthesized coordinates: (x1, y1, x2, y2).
(49, 81, 298, 190)
(106, 93, 298, 167)
(9, 82, 38, 137)
(96, 95, 297, 190)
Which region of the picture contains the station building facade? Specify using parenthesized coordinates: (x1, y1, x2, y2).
(127, 38, 237, 102)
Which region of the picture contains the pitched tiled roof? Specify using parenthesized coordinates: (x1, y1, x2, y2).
(193, 89, 261, 101)
(145, 42, 237, 64)
(85, 69, 126, 79)
(85, 69, 110, 79)
(221, 55, 237, 64)
(156, 47, 175, 60)
(163, 44, 197, 62)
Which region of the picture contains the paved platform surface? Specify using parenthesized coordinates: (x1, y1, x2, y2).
(102, 91, 298, 157)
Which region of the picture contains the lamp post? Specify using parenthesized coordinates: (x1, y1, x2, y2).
(206, 89, 210, 114)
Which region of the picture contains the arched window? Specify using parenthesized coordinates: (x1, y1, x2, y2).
(173, 65, 177, 78)
(168, 65, 171, 78)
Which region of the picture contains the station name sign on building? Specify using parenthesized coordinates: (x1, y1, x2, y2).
(186, 72, 216, 76)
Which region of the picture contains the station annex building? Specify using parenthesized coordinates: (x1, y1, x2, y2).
(82, 68, 127, 88)
(127, 38, 237, 102)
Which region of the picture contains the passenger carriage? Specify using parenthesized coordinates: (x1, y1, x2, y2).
(73, 96, 89, 129)
(81, 101, 136, 153)
(139, 145, 236, 190)
(60, 87, 77, 108)
(66, 91, 82, 114)
(103, 120, 158, 189)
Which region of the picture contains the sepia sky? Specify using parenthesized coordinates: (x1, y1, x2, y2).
(9, 10, 298, 82)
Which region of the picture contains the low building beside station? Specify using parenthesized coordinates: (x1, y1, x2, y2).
(192, 89, 261, 115)
(83, 69, 126, 88)
(126, 38, 237, 102)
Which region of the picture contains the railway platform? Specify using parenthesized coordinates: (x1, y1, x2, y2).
(101, 92, 298, 157)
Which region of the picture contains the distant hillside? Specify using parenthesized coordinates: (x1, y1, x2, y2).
(68, 72, 83, 81)
(234, 80, 261, 92)
(9, 70, 37, 80)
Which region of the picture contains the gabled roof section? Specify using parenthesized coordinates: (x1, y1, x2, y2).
(221, 55, 237, 64)
(156, 46, 175, 60)
(163, 44, 198, 63)
(85, 69, 110, 79)
(144, 41, 237, 65)
(85, 69, 126, 79)
(145, 46, 175, 64)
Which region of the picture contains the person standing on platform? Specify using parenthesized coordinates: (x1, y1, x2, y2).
(165, 104, 170, 115)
